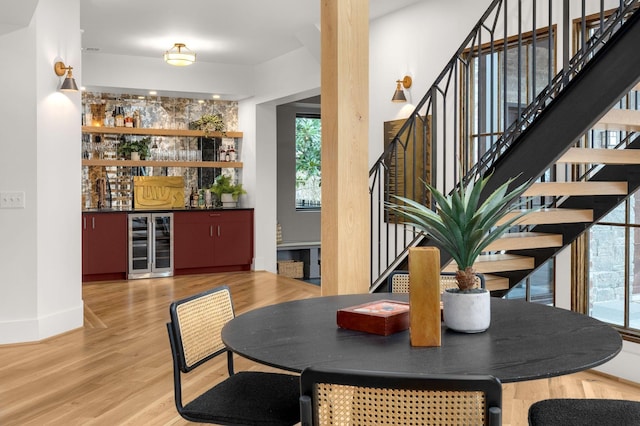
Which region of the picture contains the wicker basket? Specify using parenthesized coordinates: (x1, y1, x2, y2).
(278, 260, 304, 278)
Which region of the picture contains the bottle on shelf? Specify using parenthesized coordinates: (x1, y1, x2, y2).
(114, 106, 125, 127)
(190, 187, 199, 209)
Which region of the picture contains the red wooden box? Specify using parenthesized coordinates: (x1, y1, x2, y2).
(337, 300, 410, 336)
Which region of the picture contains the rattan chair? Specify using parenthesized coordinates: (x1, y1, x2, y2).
(528, 398, 640, 426)
(299, 367, 502, 426)
(388, 270, 486, 293)
(166, 286, 300, 425)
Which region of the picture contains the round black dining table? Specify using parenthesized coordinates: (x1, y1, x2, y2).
(221, 293, 622, 383)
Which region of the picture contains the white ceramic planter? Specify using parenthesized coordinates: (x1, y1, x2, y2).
(130, 152, 140, 161)
(221, 193, 237, 208)
(442, 289, 491, 333)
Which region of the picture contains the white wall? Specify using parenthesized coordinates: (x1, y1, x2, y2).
(368, 0, 493, 167)
(240, 47, 321, 272)
(0, 0, 83, 344)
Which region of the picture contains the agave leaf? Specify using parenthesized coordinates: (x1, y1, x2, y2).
(386, 173, 533, 283)
(463, 176, 485, 225)
(386, 199, 466, 266)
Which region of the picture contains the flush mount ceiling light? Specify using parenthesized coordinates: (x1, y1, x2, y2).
(391, 75, 412, 103)
(54, 61, 79, 92)
(164, 43, 196, 66)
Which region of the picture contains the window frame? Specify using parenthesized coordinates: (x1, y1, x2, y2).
(576, 7, 640, 343)
(294, 112, 322, 211)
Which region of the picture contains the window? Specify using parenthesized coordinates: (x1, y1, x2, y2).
(295, 113, 321, 209)
(577, 6, 640, 341)
(504, 258, 554, 305)
(465, 28, 557, 302)
(588, 189, 640, 337)
(466, 27, 555, 164)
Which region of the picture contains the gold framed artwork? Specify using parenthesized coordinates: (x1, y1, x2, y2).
(383, 115, 431, 222)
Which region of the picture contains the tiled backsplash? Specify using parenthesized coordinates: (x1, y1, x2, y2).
(81, 92, 240, 210)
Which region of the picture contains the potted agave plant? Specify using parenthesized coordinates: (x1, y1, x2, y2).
(386, 173, 531, 333)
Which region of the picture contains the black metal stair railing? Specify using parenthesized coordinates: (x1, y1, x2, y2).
(369, 0, 640, 290)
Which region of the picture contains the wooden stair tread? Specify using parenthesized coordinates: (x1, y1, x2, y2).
(523, 181, 627, 196)
(594, 109, 640, 132)
(557, 147, 640, 165)
(498, 208, 593, 225)
(485, 232, 563, 251)
(443, 253, 534, 273)
(483, 274, 510, 291)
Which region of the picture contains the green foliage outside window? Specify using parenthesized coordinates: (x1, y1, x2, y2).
(295, 115, 322, 208)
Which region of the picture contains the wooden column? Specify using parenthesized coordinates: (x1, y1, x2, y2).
(320, 0, 370, 295)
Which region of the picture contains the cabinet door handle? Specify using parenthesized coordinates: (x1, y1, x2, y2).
(150, 221, 155, 269)
(92, 217, 95, 229)
(210, 225, 213, 237)
(83, 217, 86, 230)
(217, 225, 221, 237)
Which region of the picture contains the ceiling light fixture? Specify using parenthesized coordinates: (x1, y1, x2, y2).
(54, 61, 79, 92)
(391, 75, 412, 103)
(164, 43, 196, 66)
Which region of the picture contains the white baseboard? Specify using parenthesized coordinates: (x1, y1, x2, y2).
(0, 303, 84, 345)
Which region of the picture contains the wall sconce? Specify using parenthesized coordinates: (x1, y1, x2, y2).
(54, 61, 79, 92)
(391, 76, 412, 103)
(164, 43, 196, 66)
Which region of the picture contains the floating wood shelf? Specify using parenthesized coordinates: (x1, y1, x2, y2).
(82, 159, 242, 168)
(81, 126, 242, 138)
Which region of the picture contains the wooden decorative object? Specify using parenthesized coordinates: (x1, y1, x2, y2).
(409, 247, 441, 346)
(133, 176, 185, 209)
(337, 300, 410, 336)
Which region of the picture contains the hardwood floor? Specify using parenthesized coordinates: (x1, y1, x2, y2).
(1, 271, 639, 425)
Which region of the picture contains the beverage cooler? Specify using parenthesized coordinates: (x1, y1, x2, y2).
(128, 213, 174, 279)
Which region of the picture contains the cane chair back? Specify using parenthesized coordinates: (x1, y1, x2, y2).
(171, 286, 234, 371)
(167, 286, 300, 425)
(388, 270, 485, 294)
(300, 367, 502, 426)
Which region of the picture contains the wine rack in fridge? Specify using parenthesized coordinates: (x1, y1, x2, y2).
(128, 213, 174, 279)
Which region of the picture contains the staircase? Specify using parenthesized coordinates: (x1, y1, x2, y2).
(427, 108, 640, 294)
(369, 0, 640, 295)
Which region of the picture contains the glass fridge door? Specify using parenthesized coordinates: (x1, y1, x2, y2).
(152, 213, 173, 275)
(129, 214, 151, 276)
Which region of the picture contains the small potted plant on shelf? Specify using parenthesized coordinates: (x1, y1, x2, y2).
(209, 174, 246, 208)
(385, 173, 532, 333)
(117, 136, 150, 160)
(190, 114, 226, 137)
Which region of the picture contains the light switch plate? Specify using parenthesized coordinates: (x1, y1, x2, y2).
(0, 191, 26, 209)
